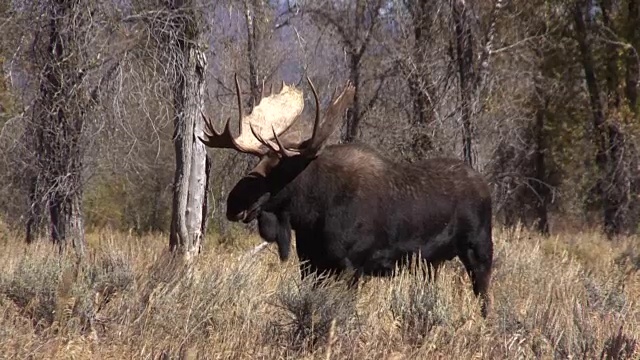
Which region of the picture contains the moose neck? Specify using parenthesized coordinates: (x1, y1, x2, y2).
(262, 155, 314, 213)
(271, 145, 372, 231)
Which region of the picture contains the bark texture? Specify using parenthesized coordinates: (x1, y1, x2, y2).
(168, 1, 211, 259)
(451, 0, 502, 168)
(452, 0, 474, 166)
(26, 0, 86, 255)
(573, 0, 636, 238)
(243, 0, 269, 107)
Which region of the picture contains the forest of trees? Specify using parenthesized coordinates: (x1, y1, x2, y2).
(0, 0, 639, 255)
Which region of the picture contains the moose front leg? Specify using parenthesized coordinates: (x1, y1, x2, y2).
(341, 257, 363, 289)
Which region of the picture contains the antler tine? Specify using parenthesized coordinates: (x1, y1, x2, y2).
(199, 73, 305, 157)
(198, 112, 226, 145)
(200, 110, 217, 137)
(331, 85, 338, 101)
(306, 75, 322, 146)
(249, 122, 278, 153)
(230, 73, 267, 154)
(248, 122, 300, 158)
(198, 75, 266, 156)
(271, 125, 301, 157)
(304, 79, 355, 156)
(259, 79, 265, 105)
(199, 112, 247, 151)
(198, 111, 216, 146)
(234, 74, 243, 135)
(243, 75, 342, 159)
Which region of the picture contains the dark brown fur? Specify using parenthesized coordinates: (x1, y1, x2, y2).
(228, 143, 494, 317)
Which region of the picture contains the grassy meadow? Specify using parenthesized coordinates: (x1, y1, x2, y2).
(0, 224, 638, 359)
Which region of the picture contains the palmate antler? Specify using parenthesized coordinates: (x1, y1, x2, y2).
(250, 77, 355, 159)
(199, 74, 304, 156)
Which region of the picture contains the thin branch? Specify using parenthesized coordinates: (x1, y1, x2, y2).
(490, 35, 545, 55)
(305, 7, 355, 51)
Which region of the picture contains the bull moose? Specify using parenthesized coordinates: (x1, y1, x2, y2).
(199, 75, 494, 317)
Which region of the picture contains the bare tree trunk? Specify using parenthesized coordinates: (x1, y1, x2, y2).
(601, 0, 639, 236)
(25, 176, 44, 244)
(573, 0, 624, 238)
(626, 0, 639, 111)
(305, 0, 383, 144)
(50, 192, 86, 254)
(605, 123, 626, 236)
(406, 0, 438, 155)
(623, 0, 640, 232)
(408, 0, 435, 126)
(201, 156, 212, 236)
(243, 0, 269, 107)
(344, 52, 362, 143)
(343, 0, 383, 143)
(169, 2, 210, 260)
(26, 0, 87, 255)
(601, 0, 621, 107)
(451, 0, 502, 167)
(532, 79, 550, 235)
(452, 0, 474, 167)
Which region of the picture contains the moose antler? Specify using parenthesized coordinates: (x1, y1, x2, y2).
(199, 74, 304, 156)
(252, 77, 356, 158)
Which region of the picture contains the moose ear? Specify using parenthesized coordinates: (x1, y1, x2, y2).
(249, 153, 281, 178)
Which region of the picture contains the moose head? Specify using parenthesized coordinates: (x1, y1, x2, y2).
(199, 75, 355, 225)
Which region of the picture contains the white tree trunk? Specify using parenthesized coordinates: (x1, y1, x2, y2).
(169, 23, 209, 261)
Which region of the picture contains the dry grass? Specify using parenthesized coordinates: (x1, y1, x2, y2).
(0, 225, 638, 359)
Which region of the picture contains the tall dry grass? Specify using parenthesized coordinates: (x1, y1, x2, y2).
(0, 225, 638, 359)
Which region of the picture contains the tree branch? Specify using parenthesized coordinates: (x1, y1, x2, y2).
(305, 7, 355, 51)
